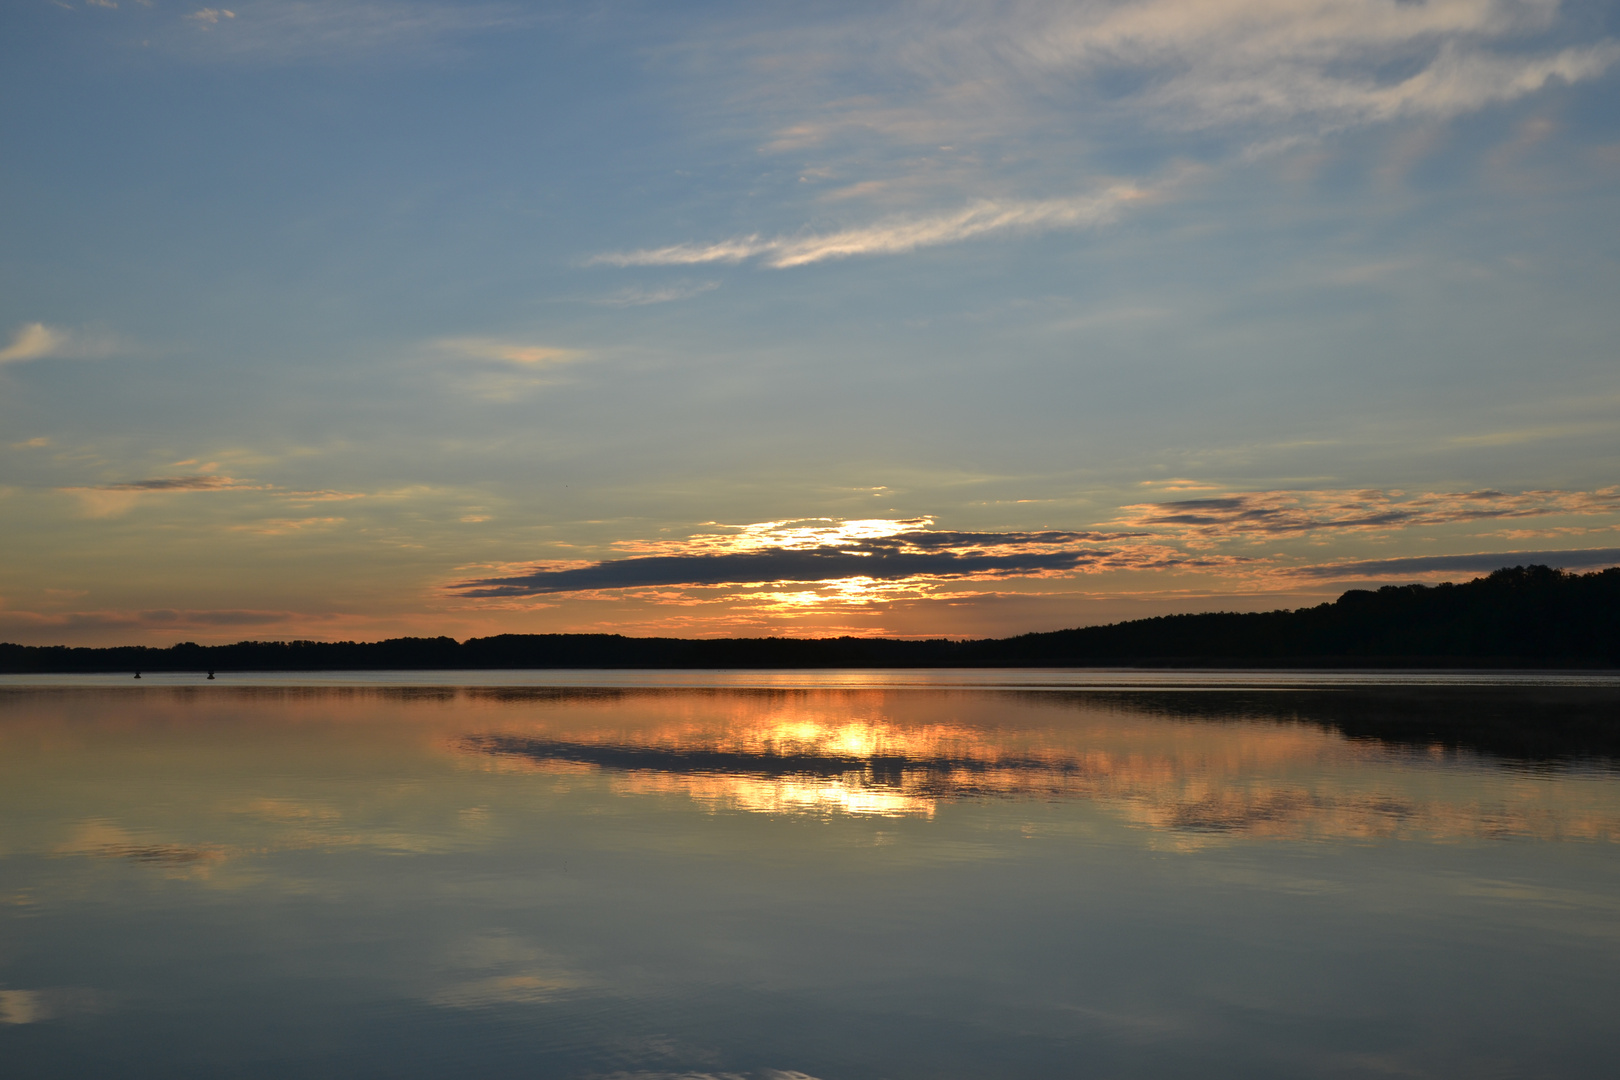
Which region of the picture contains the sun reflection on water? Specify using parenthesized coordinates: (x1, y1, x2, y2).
(4, 687, 1618, 873)
(615, 771, 937, 818)
(462, 696, 1620, 842)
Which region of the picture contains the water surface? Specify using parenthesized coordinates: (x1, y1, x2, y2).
(2, 673, 1617, 1078)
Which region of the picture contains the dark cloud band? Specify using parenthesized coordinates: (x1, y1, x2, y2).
(450, 544, 1114, 597)
(1129, 488, 1620, 537)
(97, 475, 246, 491)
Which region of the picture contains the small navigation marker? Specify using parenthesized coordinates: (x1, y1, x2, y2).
(207, 671, 215, 680)
(134, 671, 141, 679)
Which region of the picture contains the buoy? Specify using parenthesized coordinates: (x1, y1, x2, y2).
(134, 671, 141, 679)
(207, 671, 215, 680)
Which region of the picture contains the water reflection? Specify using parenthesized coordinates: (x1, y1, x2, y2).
(3, 682, 1619, 1079)
(0, 988, 105, 1026)
(56, 819, 228, 868)
(456, 690, 1620, 842)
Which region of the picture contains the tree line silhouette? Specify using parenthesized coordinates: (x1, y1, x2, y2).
(3, 565, 1616, 673)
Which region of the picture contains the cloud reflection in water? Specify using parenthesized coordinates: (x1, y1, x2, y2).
(2, 684, 1618, 1078)
(458, 695, 1620, 843)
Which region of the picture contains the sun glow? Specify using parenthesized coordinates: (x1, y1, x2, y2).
(738, 576, 934, 612)
(618, 517, 933, 557)
(615, 771, 936, 818)
(460, 695, 1620, 840)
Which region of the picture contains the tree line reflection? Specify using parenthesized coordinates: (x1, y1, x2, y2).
(459, 689, 1620, 841)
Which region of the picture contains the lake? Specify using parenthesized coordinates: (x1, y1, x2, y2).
(2, 671, 1618, 1078)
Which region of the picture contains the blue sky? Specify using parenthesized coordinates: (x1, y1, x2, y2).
(4, 0, 1619, 643)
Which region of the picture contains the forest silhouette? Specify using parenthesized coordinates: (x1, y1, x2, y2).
(3, 565, 1616, 673)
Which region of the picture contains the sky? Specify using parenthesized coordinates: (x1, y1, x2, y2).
(3, 0, 1620, 645)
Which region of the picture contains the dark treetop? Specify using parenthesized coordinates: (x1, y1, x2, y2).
(2, 565, 1617, 673)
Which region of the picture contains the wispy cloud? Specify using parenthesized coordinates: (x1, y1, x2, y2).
(589, 280, 720, 306)
(93, 474, 260, 492)
(0, 323, 121, 365)
(968, 0, 1620, 133)
(168, 0, 521, 63)
(782, 0, 1620, 142)
(430, 337, 583, 366)
(427, 336, 587, 401)
(593, 187, 1146, 269)
(186, 7, 236, 25)
(59, 473, 271, 516)
(283, 488, 367, 502)
(229, 516, 345, 534)
(1289, 547, 1620, 579)
(0, 607, 308, 633)
(612, 0, 1617, 267)
(52, 474, 374, 519)
(1115, 487, 1620, 540)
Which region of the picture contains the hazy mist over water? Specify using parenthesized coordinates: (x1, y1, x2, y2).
(2, 676, 1618, 1077)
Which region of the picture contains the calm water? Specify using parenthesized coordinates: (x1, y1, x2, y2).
(2, 672, 1618, 1079)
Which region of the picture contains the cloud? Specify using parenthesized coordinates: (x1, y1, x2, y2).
(59, 474, 270, 517)
(833, 0, 1620, 138)
(1115, 487, 1620, 540)
(50, 476, 369, 518)
(990, 0, 1620, 132)
(283, 488, 367, 501)
(428, 337, 588, 401)
(458, 494, 1620, 606)
(168, 0, 521, 63)
(1289, 547, 1620, 578)
(448, 517, 1223, 598)
(1195, 39, 1620, 130)
(0, 607, 307, 635)
(94, 474, 258, 492)
(608, 517, 1127, 557)
(594, 186, 1147, 269)
(0, 323, 120, 365)
(614, 0, 1616, 269)
(589, 280, 720, 306)
(229, 516, 345, 534)
(430, 337, 583, 365)
(1099, 486, 1620, 585)
(453, 548, 1098, 597)
(146, 608, 295, 626)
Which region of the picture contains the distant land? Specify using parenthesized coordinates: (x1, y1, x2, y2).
(3, 565, 1617, 673)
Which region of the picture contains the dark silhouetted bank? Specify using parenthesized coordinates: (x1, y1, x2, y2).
(3, 565, 1617, 673)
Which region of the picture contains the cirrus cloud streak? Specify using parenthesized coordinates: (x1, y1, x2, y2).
(1287, 547, 1620, 578)
(922, 0, 1620, 132)
(1115, 486, 1620, 540)
(0, 323, 122, 365)
(591, 187, 1146, 269)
